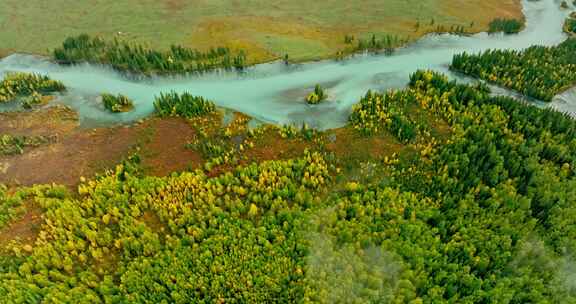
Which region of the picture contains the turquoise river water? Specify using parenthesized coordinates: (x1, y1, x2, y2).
(0, 0, 573, 129)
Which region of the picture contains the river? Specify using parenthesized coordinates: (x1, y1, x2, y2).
(0, 0, 572, 129)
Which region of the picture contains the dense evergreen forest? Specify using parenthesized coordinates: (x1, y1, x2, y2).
(1, 70, 576, 303)
(488, 18, 523, 34)
(565, 15, 576, 35)
(53, 34, 247, 76)
(451, 38, 576, 101)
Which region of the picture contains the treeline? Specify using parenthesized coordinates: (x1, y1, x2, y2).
(101, 93, 134, 113)
(488, 18, 523, 34)
(154, 91, 216, 118)
(0, 72, 65, 106)
(53, 34, 247, 75)
(353, 34, 409, 54)
(451, 38, 576, 101)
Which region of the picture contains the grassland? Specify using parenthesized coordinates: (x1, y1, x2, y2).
(0, 0, 522, 63)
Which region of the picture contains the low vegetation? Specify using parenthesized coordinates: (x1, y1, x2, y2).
(0, 72, 65, 107)
(451, 38, 576, 101)
(0, 134, 55, 156)
(488, 18, 523, 34)
(154, 91, 216, 118)
(101, 93, 134, 113)
(305, 84, 327, 104)
(0, 0, 524, 64)
(53, 34, 247, 76)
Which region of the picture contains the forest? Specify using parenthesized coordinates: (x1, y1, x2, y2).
(1, 69, 575, 303)
(451, 37, 576, 101)
(487, 18, 523, 34)
(53, 34, 247, 76)
(349, 89, 420, 142)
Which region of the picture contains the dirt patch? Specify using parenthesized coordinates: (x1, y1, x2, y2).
(440, 0, 524, 29)
(139, 117, 202, 176)
(0, 126, 138, 187)
(0, 48, 14, 59)
(163, 0, 187, 12)
(0, 202, 43, 247)
(246, 128, 313, 163)
(0, 107, 209, 187)
(141, 210, 167, 233)
(0, 106, 78, 137)
(327, 127, 404, 160)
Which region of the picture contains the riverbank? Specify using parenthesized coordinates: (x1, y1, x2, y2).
(0, 0, 566, 130)
(0, 104, 414, 188)
(0, 0, 523, 64)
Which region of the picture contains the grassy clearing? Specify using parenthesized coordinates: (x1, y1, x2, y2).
(0, 0, 522, 63)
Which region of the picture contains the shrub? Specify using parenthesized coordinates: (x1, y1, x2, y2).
(305, 84, 327, 105)
(101, 93, 134, 113)
(154, 91, 216, 118)
(564, 17, 576, 34)
(0, 72, 65, 104)
(0, 134, 54, 155)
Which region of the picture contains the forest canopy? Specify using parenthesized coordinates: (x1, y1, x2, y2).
(1, 70, 576, 303)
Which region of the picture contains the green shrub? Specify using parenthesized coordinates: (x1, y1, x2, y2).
(101, 93, 134, 113)
(488, 18, 523, 34)
(0, 72, 65, 104)
(564, 17, 576, 34)
(154, 91, 216, 118)
(53, 34, 247, 75)
(305, 84, 327, 105)
(0, 134, 54, 155)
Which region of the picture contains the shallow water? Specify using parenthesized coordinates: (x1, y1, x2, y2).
(0, 0, 572, 129)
